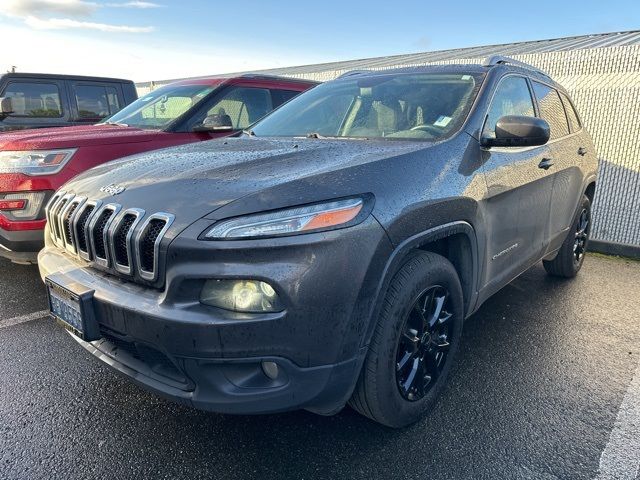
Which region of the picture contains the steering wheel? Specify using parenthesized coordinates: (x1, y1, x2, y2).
(410, 124, 443, 136)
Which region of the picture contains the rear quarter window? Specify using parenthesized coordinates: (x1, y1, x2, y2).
(559, 92, 581, 133)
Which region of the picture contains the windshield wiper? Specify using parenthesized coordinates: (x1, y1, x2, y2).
(306, 132, 325, 139)
(242, 129, 256, 137)
(102, 121, 128, 127)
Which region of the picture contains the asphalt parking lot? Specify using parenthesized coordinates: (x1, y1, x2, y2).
(0, 254, 638, 480)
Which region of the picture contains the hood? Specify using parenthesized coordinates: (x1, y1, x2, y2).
(0, 124, 164, 150)
(63, 136, 430, 231)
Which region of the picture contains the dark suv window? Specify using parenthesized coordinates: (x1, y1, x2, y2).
(483, 76, 535, 138)
(2, 82, 62, 117)
(532, 82, 569, 140)
(206, 87, 273, 129)
(559, 92, 581, 133)
(74, 85, 120, 120)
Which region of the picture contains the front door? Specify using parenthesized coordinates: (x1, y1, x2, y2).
(479, 75, 555, 298)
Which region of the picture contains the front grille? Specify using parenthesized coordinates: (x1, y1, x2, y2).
(113, 213, 136, 266)
(139, 219, 166, 273)
(75, 204, 95, 254)
(92, 209, 114, 260)
(45, 192, 174, 283)
(63, 202, 80, 245)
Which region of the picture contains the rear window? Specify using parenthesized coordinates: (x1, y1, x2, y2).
(560, 92, 581, 133)
(2, 82, 62, 117)
(74, 85, 121, 120)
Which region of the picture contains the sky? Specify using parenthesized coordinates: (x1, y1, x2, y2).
(1, 0, 639, 83)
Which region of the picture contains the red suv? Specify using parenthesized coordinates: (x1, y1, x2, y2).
(0, 75, 316, 263)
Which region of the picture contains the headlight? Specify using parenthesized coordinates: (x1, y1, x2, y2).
(0, 149, 76, 176)
(200, 279, 283, 313)
(204, 197, 364, 240)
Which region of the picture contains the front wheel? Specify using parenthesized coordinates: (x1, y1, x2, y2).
(543, 194, 591, 278)
(349, 251, 464, 428)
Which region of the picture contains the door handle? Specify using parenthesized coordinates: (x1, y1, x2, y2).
(538, 158, 554, 170)
(578, 147, 587, 156)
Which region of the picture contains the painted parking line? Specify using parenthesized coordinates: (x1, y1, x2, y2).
(596, 360, 640, 479)
(0, 310, 49, 329)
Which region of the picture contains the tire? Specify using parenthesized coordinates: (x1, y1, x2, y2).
(543, 195, 591, 278)
(349, 251, 464, 428)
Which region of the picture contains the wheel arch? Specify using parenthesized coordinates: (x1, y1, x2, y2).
(361, 221, 479, 350)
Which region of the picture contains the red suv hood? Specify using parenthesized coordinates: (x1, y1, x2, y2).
(0, 125, 164, 150)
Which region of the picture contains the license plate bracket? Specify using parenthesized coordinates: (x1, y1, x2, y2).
(45, 273, 100, 341)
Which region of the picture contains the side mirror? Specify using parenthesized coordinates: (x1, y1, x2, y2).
(0, 97, 13, 115)
(481, 115, 550, 148)
(193, 112, 233, 132)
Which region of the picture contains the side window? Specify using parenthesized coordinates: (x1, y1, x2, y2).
(206, 87, 272, 129)
(73, 85, 120, 120)
(2, 82, 62, 117)
(532, 82, 570, 140)
(483, 76, 535, 138)
(271, 89, 302, 108)
(559, 92, 581, 133)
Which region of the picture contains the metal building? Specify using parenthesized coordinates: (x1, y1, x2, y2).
(138, 31, 640, 256)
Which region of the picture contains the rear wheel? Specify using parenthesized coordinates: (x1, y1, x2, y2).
(349, 251, 464, 428)
(543, 195, 591, 278)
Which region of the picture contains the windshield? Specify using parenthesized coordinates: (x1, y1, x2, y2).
(250, 72, 483, 141)
(103, 83, 216, 130)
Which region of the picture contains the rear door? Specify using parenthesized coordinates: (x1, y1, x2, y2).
(67, 81, 125, 124)
(480, 75, 555, 296)
(0, 78, 71, 130)
(531, 82, 588, 252)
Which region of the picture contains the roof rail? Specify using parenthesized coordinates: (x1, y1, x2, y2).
(482, 55, 550, 78)
(337, 70, 373, 78)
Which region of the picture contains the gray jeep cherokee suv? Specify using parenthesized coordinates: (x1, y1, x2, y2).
(39, 56, 597, 427)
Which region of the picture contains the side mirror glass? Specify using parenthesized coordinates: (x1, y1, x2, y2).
(0, 97, 13, 115)
(193, 111, 233, 132)
(481, 115, 550, 148)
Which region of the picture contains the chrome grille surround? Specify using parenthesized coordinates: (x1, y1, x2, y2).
(135, 213, 175, 282)
(46, 192, 173, 284)
(88, 203, 122, 268)
(108, 208, 145, 276)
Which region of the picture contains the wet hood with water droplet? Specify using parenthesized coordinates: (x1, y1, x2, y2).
(63, 136, 435, 232)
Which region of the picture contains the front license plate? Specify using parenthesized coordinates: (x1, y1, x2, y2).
(46, 275, 99, 341)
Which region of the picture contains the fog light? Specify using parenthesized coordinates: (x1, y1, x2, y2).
(200, 279, 283, 313)
(261, 361, 279, 380)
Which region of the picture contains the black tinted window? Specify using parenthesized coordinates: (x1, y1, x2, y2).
(74, 85, 119, 120)
(206, 87, 273, 129)
(271, 89, 302, 107)
(532, 82, 569, 140)
(2, 82, 62, 117)
(560, 92, 581, 133)
(483, 76, 535, 138)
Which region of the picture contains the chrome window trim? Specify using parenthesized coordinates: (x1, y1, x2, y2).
(75, 199, 102, 261)
(108, 208, 145, 276)
(135, 212, 175, 282)
(87, 203, 121, 268)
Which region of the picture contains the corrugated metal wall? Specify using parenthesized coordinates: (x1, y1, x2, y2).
(139, 37, 640, 249)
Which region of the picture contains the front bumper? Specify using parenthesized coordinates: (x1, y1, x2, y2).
(38, 217, 392, 414)
(0, 226, 43, 263)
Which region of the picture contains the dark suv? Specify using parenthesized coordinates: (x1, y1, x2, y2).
(0, 73, 137, 131)
(38, 57, 597, 427)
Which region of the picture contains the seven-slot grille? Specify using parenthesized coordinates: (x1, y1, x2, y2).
(45, 191, 174, 282)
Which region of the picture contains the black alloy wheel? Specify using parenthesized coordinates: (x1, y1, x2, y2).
(396, 286, 453, 401)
